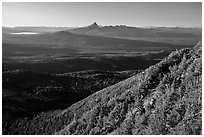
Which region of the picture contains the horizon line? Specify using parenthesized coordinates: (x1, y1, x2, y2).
(2, 24, 202, 29)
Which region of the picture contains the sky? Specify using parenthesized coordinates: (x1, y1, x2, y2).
(2, 2, 202, 27)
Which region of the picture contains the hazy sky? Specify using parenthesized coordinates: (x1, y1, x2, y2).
(2, 2, 202, 27)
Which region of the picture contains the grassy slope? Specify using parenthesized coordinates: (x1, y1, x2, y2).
(3, 42, 201, 135)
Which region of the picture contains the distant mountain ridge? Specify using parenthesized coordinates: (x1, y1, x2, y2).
(2, 26, 76, 34)
(68, 22, 201, 45)
(3, 27, 188, 57)
(3, 23, 201, 46)
(69, 22, 201, 38)
(3, 42, 202, 135)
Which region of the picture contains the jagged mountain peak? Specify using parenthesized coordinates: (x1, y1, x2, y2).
(88, 22, 99, 28)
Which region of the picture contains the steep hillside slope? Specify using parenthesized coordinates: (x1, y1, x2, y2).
(3, 42, 202, 135)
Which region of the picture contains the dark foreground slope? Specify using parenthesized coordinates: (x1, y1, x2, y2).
(2, 70, 140, 123)
(3, 42, 202, 135)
